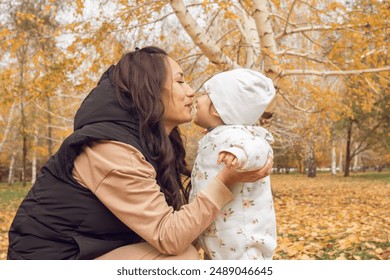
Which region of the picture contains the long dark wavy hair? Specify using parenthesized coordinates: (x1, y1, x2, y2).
(112, 46, 191, 210)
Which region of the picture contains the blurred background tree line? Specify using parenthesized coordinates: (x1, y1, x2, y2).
(0, 0, 388, 186)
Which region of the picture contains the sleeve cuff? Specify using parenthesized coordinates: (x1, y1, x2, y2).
(221, 146, 247, 167)
(199, 177, 234, 210)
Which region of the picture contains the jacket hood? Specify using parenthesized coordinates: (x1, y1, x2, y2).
(73, 65, 138, 131)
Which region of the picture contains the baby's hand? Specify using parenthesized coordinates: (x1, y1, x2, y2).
(217, 151, 238, 169)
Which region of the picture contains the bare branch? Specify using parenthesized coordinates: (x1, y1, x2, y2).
(360, 47, 387, 59)
(282, 0, 298, 36)
(277, 50, 327, 64)
(169, 0, 239, 69)
(33, 101, 74, 123)
(275, 24, 368, 40)
(351, 122, 382, 158)
(281, 66, 390, 77)
(364, 77, 380, 95)
(278, 90, 322, 114)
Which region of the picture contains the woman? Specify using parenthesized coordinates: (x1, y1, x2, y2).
(7, 46, 272, 260)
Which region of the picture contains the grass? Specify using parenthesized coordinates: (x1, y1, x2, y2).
(0, 183, 31, 209)
(0, 171, 389, 260)
(347, 172, 390, 182)
(0, 183, 32, 259)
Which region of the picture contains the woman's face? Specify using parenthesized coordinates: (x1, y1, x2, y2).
(162, 57, 195, 134)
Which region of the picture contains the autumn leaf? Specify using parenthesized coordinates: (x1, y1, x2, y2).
(272, 173, 390, 260)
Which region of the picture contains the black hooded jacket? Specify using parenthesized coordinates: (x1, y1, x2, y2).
(7, 66, 158, 259)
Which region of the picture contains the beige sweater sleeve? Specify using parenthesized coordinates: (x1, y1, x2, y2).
(72, 140, 234, 255)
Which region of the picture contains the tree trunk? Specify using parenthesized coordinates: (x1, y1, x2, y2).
(344, 119, 353, 177)
(20, 91, 28, 187)
(31, 128, 38, 184)
(338, 140, 343, 173)
(331, 140, 337, 175)
(235, 6, 260, 68)
(298, 161, 303, 174)
(8, 155, 16, 186)
(0, 101, 16, 154)
(353, 143, 359, 172)
(31, 153, 37, 184)
(17, 45, 29, 187)
(252, 0, 281, 79)
(308, 139, 316, 178)
(169, 0, 239, 69)
(47, 96, 53, 157)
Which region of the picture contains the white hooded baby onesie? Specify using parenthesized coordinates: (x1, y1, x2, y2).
(191, 124, 277, 260)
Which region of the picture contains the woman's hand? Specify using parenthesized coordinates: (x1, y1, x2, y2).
(216, 156, 273, 188)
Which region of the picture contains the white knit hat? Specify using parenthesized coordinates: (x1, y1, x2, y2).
(204, 68, 276, 125)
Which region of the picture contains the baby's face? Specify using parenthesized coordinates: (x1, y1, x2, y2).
(193, 92, 221, 129)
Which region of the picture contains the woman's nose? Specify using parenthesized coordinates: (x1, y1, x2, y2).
(186, 84, 195, 97)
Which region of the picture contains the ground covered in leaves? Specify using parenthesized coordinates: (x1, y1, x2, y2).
(272, 172, 390, 260)
(0, 172, 389, 260)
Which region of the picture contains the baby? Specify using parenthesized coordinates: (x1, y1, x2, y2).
(191, 68, 277, 260)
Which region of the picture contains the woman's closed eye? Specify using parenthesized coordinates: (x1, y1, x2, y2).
(194, 91, 207, 98)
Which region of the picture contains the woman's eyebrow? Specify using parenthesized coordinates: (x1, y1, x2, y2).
(174, 72, 184, 79)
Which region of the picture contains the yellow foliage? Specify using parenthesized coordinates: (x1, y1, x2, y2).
(0, 0, 388, 215)
(66, 43, 77, 54)
(270, 0, 280, 9)
(119, 0, 129, 6)
(89, 63, 100, 74)
(0, 28, 11, 38)
(224, 10, 238, 20)
(75, 0, 84, 14)
(327, 2, 346, 12)
(44, 5, 52, 14)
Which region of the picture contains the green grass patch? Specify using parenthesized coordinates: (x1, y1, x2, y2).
(370, 241, 390, 249)
(273, 170, 390, 183)
(0, 183, 31, 209)
(349, 172, 390, 183)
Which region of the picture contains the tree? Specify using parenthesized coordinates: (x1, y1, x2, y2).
(328, 0, 389, 176)
(10, 2, 36, 186)
(66, 0, 388, 175)
(1, 0, 388, 182)
(0, 0, 73, 183)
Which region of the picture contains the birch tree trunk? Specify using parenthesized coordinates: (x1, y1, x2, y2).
(0, 101, 16, 153)
(252, 0, 281, 80)
(16, 40, 30, 187)
(338, 140, 343, 173)
(20, 72, 28, 187)
(331, 140, 337, 175)
(31, 128, 38, 184)
(8, 154, 16, 186)
(307, 128, 316, 178)
(353, 143, 359, 172)
(169, 0, 239, 69)
(235, 6, 261, 68)
(47, 96, 53, 157)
